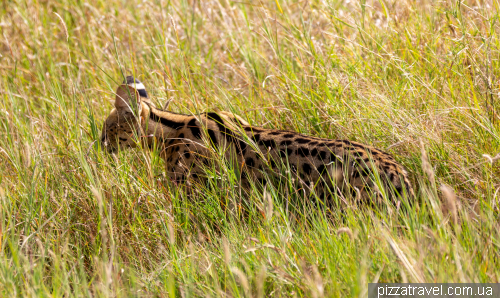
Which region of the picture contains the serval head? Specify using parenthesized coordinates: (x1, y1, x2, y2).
(100, 76, 148, 153)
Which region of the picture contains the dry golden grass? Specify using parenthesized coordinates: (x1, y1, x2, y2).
(0, 0, 499, 296)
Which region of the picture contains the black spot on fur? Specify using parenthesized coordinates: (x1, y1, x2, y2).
(279, 148, 294, 157)
(259, 139, 276, 149)
(184, 152, 191, 159)
(354, 150, 365, 158)
(201, 158, 210, 166)
(319, 151, 327, 160)
(238, 140, 248, 155)
(283, 133, 294, 138)
(206, 112, 224, 125)
(270, 160, 277, 168)
(349, 187, 357, 197)
(309, 141, 318, 145)
(245, 157, 255, 167)
(295, 138, 310, 144)
(269, 131, 282, 135)
(119, 137, 127, 142)
(178, 133, 184, 139)
(280, 140, 293, 146)
(317, 164, 326, 173)
(207, 129, 218, 146)
(302, 163, 312, 175)
(311, 148, 318, 157)
(296, 148, 310, 157)
(188, 118, 201, 139)
(149, 110, 184, 130)
(207, 112, 239, 151)
(251, 134, 261, 143)
(232, 117, 245, 126)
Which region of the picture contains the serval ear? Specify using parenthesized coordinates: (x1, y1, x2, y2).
(115, 84, 141, 112)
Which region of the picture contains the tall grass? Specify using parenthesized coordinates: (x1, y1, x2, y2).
(0, 0, 499, 296)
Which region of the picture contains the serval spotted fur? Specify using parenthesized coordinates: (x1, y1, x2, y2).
(101, 76, 414, 204)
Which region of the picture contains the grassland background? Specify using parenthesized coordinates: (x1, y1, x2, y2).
(1, 0, 500, 296)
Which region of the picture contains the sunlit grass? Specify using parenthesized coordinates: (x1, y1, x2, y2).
(0, 0, 499, 296)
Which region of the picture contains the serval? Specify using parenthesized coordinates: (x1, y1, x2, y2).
(101, 76, 414, 205)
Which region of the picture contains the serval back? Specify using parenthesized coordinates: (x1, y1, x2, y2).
(101, 76, 414, 205)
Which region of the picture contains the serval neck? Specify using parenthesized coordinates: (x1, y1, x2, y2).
(142, 101, 192, 139)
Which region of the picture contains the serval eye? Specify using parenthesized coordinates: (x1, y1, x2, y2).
(102, 75, 414, 206)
